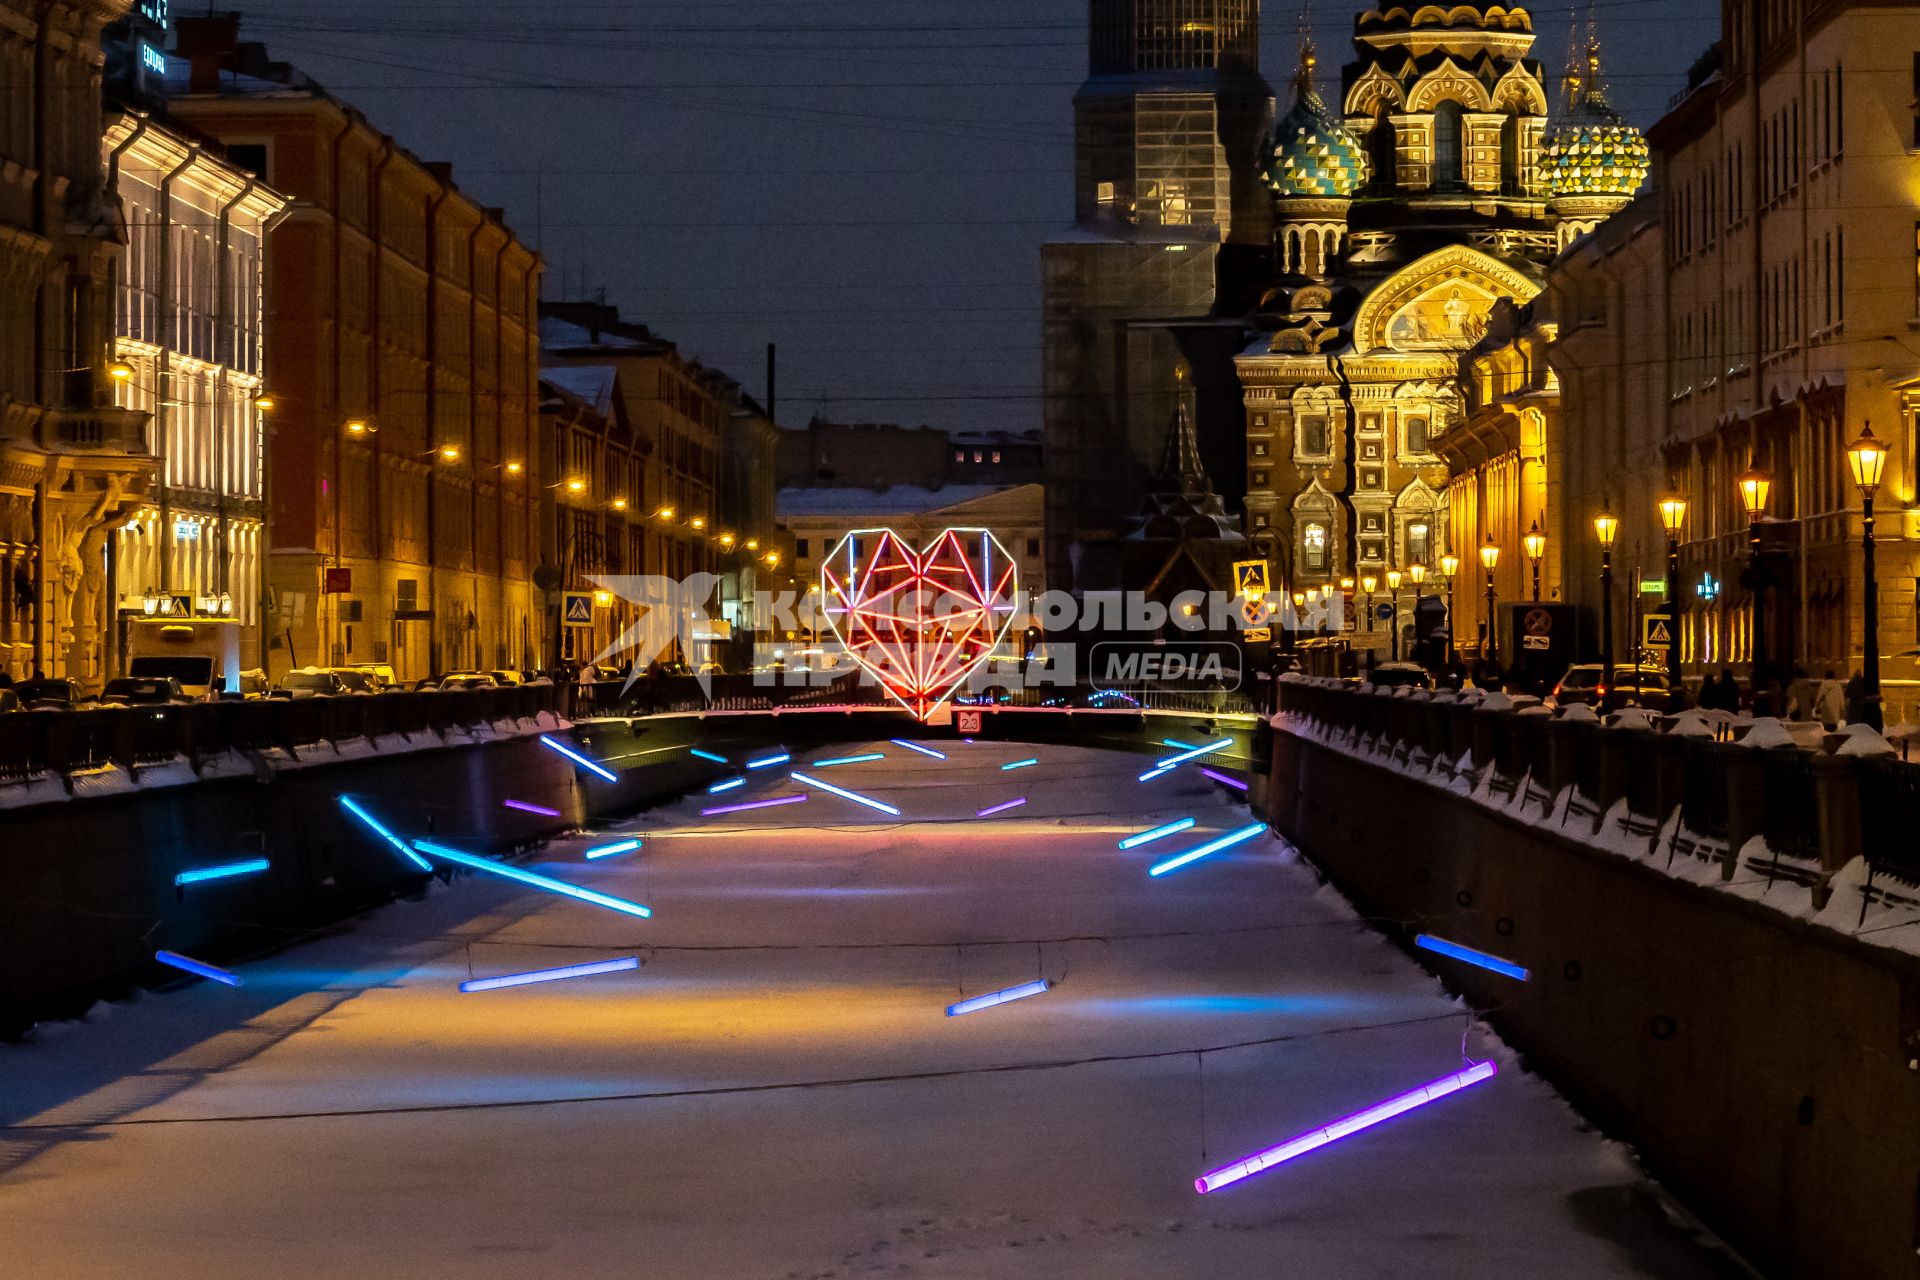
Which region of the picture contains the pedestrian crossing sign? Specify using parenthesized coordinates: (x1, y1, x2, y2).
(1643, 615, 1674, 650)
(563, 592, 595, 627)
(1232, 560, 1271, 601)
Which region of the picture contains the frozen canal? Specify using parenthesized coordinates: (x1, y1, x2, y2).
(0, 741, 1746, 1278)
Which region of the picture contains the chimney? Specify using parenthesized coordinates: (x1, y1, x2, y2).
(174, 13, 242, 94)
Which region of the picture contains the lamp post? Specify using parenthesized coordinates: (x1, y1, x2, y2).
(1479, 538, 1501, 670)
(1361, 574, 1378, 652)
(1291, 590, 1307, 653)
(1386, 568, 1404, 661)
(1658, 494, 1688, 688)
(1847, 424, 1889, 729)
(1593, 506, 1620, 693)
(1409, 562, 1427, 666)
(1440, 553, 1460, 666)
(1523, 521, 1546, 602)
(1736, 465, 1772, 686)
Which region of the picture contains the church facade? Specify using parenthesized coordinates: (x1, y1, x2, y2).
(1235, 3, 1645, 654)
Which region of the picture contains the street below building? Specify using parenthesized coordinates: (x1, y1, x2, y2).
(0, 742, 1745, 1278)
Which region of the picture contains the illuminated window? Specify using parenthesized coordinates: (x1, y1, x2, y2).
(1407, 521, 1432, 565)
(992, 451, 1002, 464)
(1303, 522, 1328, 572)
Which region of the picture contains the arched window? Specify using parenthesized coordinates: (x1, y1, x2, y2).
(1406, 520, 1432, 566)
(1367, 114, 1398, 194)
(1501, 114, 1521, 193)
(1405, 417, 1430, 454)
(1433, 101, 1465, 188)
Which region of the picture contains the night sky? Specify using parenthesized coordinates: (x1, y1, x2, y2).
(209, 0, 1722, 436)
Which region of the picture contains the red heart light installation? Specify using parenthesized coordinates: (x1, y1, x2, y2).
(821, 527, 1019, 721)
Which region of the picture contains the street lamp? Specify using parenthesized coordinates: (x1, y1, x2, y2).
(1361, 573, 1378, 644)
(1386, 568, 1403, 661)
(1593, 505, 1620, 692)
(1439, 553, 1460, 665)
(1736, 464, 1772, 683)
(1658, 493, 1688, 687)
(1479, 539, 1501, 669)
(1848, 424, 1890, 728)
(1523, 521, 1546, 602)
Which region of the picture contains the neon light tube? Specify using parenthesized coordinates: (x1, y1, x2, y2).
(977, 798, 1027, 817)
(1154, 739, 1233, 769)
(540, 735, 617, 782)
(1414, 935, 1531, 982)
(1119, 818, 1196, 850)
(1001, 758, 1038, 771)
(1200, 767, 1249, 792)
(791, 771, 901, 816)
(155, 950, 241, 987)
(1194, 1062, 1499, 1194)
(690, 748, 728, 764)
(946, 978, 1051, 1017)
(1138, 765, 1176, 782)
(460, 956, 639, 993)
(173, 858, 270, 887)
(892, 739, 948, 760)
(504, 799, 562, 817)
(1148, 823, 1267, 877)
(413, 840, 652, 919)
(747, 752, 792, 770)
(703, 794, 808, 817)
(812, 753, 886, 768)
(339, 796, 433, 871)
(585, 839, 642, 860)
(707, 777, 746, 794)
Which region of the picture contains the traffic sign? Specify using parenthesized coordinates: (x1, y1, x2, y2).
(562, 592, 595, 627)
(1244, 627, 1272, 644)
(323, 567, 352, 595)
(1232, 560, 1271, 601)
(956, 710, 983, 735)
(1643, 615, 1674, 650)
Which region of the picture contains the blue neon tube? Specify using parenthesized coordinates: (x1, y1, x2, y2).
(1138, 765, 1176, 782)
(811, 753, 886, 768)
(707, 777, 747, 794)
(584, 839, 642, 860)
(690, 748, 729, 764)
(1195, 1062, 1498, 1193)
(747, 752, 792, 770)
(1148, 823, 1268, 877)
(1118, 818, 1196, 850)
(338, 796, 433, 871)
(1154, 739, 1233, 769)
(1414, 935, 1531, 982)
(790, 771, 901, 816)
(460, 956, 639, 993)
(946, 978, 1051, 1017)
(155, 950, 241, 987)
(892, 739, 947, 760)
(414, 840, 652, 919)
(540, 735, 618, 782)
(173, 858, 270, 887)
(1001, 758, 1038, 771)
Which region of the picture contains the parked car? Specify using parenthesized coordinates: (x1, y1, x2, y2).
(231, 669, 271, 700)
(15, 676, 88, 711)
(1367, 662, 1432, 690)
(439, 673, 498, 691)
(0, 688, 18, 713)
(488, 669, 525, 687)
(328, 668, 380, 695)
(276, 668, 348, 699)
(1553, 664, 1673, 712)
(349, 663, 397, 691)
(99, 676, 186, 706)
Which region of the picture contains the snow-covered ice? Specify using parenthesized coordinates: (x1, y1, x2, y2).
(0, 742, 1745, 1278)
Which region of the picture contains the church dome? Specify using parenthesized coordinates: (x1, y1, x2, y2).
(1261, 54, 1368, 200)
(1537, 53, 1649, 198)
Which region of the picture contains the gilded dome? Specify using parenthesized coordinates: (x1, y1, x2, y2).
(1262, 56, 1369, 200)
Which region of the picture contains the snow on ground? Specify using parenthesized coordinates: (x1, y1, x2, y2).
(0, 742, 1747, 1279)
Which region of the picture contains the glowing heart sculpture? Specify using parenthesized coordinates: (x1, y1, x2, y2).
(821, 527, 1019, 720)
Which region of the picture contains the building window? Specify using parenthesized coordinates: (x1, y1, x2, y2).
(226, 143, 269, 182)
(1097, 180, 1116, 206)
(795, 539, 809, 558)
(954, 450, 964, 463)
(992, 451, 1002, 464)
(973, 451, 983, 464)
(1025, 538, 1039, 557)
(1302, 522, 1328, 571)
(1406, 417, 1430, 453)
(1407, 520, 1432, 565)
(1299, 416, 1328, 457)
(1434, 102, 1465, 188)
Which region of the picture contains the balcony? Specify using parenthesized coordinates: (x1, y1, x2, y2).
(30, 406, 151, 456)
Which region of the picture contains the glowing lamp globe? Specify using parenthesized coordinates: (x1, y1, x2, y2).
(1848, 425, 1889, 496)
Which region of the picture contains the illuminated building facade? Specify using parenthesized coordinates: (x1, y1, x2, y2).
(1652, 0, 1920, 688)
(103, 108, 287, 661)
(164, 16, 543, 681)
(1235, 3, 1643, 660)
(0, 0, 154, 684)
(1042, 0, 1273, 592)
